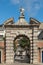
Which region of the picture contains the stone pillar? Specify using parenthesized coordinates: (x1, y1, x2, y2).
(33, 27, 38, 64)
(30, 27, 38, 64)
(30, 28, 34, 64)
(27, 29, 33, 64)
(6, 29, 14, 63)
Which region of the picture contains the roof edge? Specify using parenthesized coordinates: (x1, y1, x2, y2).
(29, 17, 40, 24)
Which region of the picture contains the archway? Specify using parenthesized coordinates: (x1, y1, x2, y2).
(13, 35, 30, 63)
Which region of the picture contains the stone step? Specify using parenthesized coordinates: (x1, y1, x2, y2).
(6, 59, 13, 61)
(0, 63, 43, 65)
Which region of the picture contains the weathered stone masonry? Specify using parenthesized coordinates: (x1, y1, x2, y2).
(0, 8, 43, 64)
(4, 24, 39, 64)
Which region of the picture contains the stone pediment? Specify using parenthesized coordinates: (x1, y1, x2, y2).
(3, 18, 14, 25)
(3, 17, 29, 25)
(15, 16, 29, 25)
(39, 23, 43, 29)
(30, 18, 40, 24)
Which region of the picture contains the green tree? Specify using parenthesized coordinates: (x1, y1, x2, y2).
(19, 37, 30, 49)
(14, 37, 30, 52)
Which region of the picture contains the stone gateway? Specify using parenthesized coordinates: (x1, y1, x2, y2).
(0, 8, 43, 64)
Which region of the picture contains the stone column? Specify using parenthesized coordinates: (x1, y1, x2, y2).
(30, 28, 34, 64)
(33, 27, 38, 64)
(30, 27, 38, 64)
(6, 29, 14, 63)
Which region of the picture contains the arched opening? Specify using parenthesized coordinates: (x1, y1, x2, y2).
(13, 35, 30, 63)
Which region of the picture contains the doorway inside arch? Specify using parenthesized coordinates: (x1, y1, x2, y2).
(14, 35, 30, 63)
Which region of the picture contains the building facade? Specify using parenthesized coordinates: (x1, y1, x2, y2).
(0, 8, 43, 64)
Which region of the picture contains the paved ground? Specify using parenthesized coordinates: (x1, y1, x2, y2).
(0, 63, 40, 65)
(0, 62, 43, 65)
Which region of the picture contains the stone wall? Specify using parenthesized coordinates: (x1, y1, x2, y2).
(5, 27, 32, 63)
(5, 26, 40, 64)
(32, 27, 39, 64)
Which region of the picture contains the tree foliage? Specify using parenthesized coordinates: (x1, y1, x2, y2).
(19, 37, 30, 48)
(14, 37, 30, 52)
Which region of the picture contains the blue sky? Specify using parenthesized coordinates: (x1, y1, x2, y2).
(0, 0, 43, 24)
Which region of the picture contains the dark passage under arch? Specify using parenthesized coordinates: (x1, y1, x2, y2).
(13, 34, 30, 63)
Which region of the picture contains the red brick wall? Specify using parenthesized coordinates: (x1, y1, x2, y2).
(0, 41, 5, 63)
(37, 42, 43, 63)
(0, 41, 4, 48)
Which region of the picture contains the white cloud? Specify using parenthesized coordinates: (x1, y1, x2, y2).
(34, 3, 40, 10)
(10, 0, 43, 17)
(23, 0, 43, 17)
(10, 0, 20, 4)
